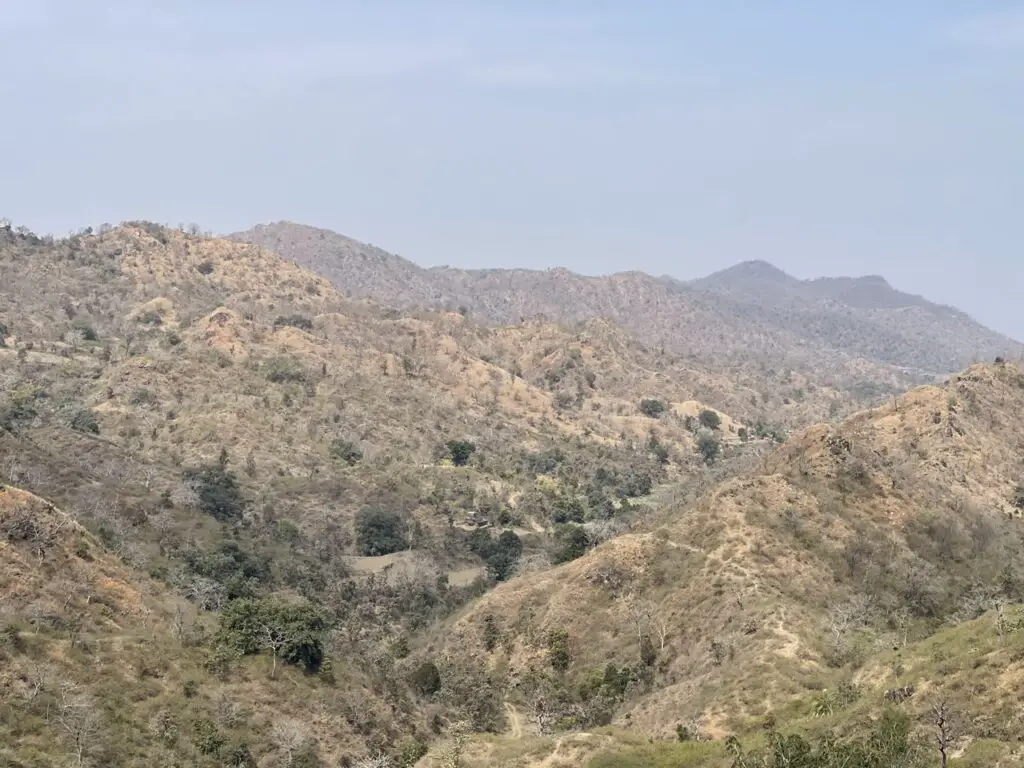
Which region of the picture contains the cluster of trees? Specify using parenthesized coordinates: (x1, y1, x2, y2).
(217, 597, 329, 675)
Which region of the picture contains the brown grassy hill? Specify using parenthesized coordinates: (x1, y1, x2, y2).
(230, 222, 1023, 393)
(0, 483, 445, 767)
(0, 220, 792, 764)
(424, 362, 1024, 763)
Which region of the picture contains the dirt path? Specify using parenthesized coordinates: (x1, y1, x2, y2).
(504, 702, 524, 739)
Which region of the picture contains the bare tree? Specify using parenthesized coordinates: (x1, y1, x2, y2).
(929, 699, 964, 768)
(353, 755, 394, 768)
(257, 621, 293, 679)
(56, 682, 101, 767)
(271, 718, 309, 767)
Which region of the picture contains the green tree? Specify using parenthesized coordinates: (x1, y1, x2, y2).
(698, 434, 721, 465)
(638, 398, 667, 418)
(183, 464, 246, 522)
(698, 408, 722, 430)
(485, 530, 523, 581)
(446, 440, 477, 466)
(354, 507, 408, 556)
(409, 661, 442, 696)
(552, 524, 590, 564)
(218, 598, 328, 673)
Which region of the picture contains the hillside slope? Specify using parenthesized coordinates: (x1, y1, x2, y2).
(232, 222, 1022, 391)
(424, 362, 1024, 764)
(0, 220, 782, 764)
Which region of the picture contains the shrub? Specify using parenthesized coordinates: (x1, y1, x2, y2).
(547, 628, 571, 672)
(263, 356, 307, 383)
(638, 398, 667, 419)
(329, 438, 363, 465)
(354, 507, 408, 556)
(552, 524, 590, 564)
(196, 260, 215, 275)
(0, 322, 7, 347)
(273, 314, 314, 332)
(409, 661, 442, 696)
(69, 408, 100, 435)
(182, 464, 246, 522)
(446, 440, 477, 466)
(71, 321, 98, 341)
(1014, 485, 1024, 510)
(697, 434, 720, 465)
(698, 409, 721, 430)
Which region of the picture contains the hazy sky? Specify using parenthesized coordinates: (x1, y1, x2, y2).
(2, 2, 1022, 339)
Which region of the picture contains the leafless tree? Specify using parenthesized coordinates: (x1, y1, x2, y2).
(353, 755, 394, 768)
(56, 682, 101, 767)
(929, 699, 964, 768)
(257, 621, 293, 679)
(271, 718, 309, 767)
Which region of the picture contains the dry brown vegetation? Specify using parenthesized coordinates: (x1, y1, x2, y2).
(430, 363, 1024, 762)
(233, 221, 1023, 406)
(4, 219, 1024, 766)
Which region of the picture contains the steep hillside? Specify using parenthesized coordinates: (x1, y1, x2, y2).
(421, 362, 1024, 765)
(0, 220, 778, 764)
(232, 222, 1022, 395)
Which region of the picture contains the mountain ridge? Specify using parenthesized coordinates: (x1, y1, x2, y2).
(230, 222, 1022, 383)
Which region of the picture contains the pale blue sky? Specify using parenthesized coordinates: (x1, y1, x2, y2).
(2, 1, 1022, 339)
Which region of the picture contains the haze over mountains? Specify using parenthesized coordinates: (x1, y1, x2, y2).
(233, 222, 1023, 382)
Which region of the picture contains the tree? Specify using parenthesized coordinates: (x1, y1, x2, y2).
(182, 463, 246, 522)
(409, 661, 442, 696)
(219, 598, 328, 673)
(929, 700, 963, 768)
(638, 398, 667, 418)
(698, 408, 722, 430)
(354, 507, 408, 556)
(552, 524, 590, 564)
(56, 682, 100, 767)
(484, 530, 523, 581)
(446, 440, 477, 466)
(698, 434, 721, 465)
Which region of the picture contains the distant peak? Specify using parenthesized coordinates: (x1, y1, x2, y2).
(700, 259, 796, 286)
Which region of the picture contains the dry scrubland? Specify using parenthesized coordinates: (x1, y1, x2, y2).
(2, 221, 1023, 766)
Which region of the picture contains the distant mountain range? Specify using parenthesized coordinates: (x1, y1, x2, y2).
(232, 221, 1022, 380)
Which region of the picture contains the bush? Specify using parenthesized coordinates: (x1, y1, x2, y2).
(698, 409, 721, 430)
(409, 661, 442, 696)
(273, 314, 314, 332)
(263, 356, 307, 383)
(354, 507, 408, 556)
(552, 524, 590, 564)
(547, 628, 571, 672)
(71, 321, 98, 341)
(196, 260, 215, 275)
(697, 434, 720, 465)
(446, 440, 477, 466)
(0, 322, 7, 347)
(638, 399, 667, 419)
(69, 408, 100, 435)
(329, 438, 363, 465)
(183, 464, 246, 522)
